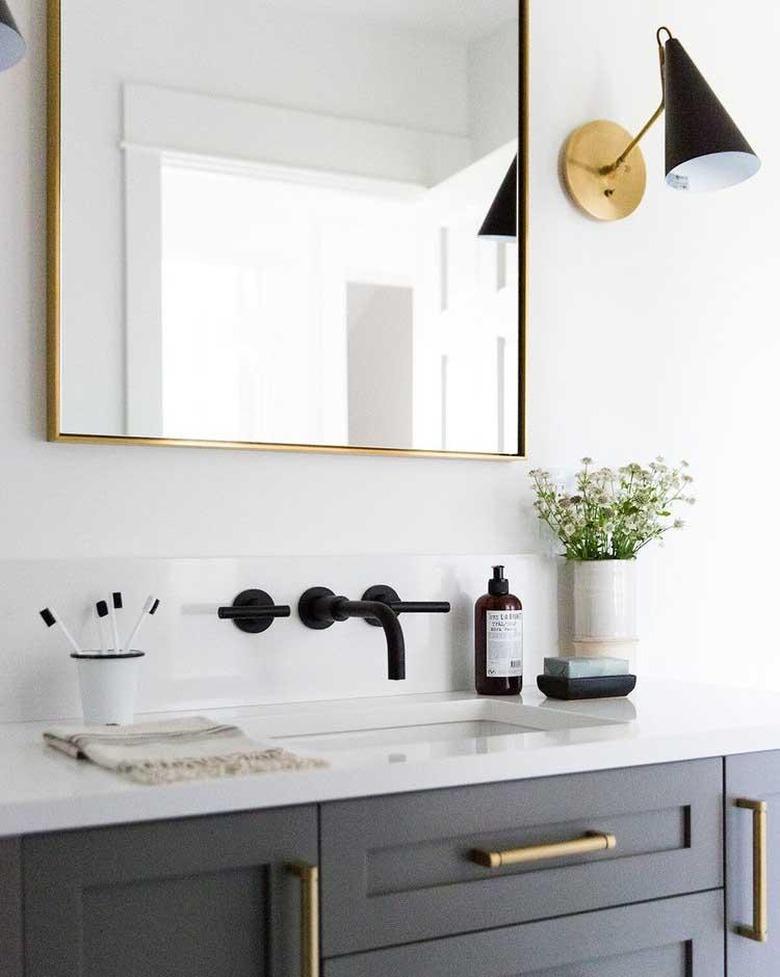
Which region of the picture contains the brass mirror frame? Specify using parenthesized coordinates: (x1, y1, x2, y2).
(46, 0, 527, 460)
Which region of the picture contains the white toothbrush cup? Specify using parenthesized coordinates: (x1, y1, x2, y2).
(72, 651, 145, 725)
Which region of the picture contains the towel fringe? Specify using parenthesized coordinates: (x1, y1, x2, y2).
(116, 747, 327, 785)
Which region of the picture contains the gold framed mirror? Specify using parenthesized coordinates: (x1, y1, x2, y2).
(47, 0, 527, 459)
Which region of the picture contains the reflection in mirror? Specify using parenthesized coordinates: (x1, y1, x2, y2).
(55, 0, 523, 456)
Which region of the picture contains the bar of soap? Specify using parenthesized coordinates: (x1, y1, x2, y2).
(544, 656, 629, 678)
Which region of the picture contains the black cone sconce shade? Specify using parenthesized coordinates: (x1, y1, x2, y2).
(562, 27, 759, 220)
(664, 38, 759, 192)
(0, 0, 24, 71)
(479, 156, 517, 240)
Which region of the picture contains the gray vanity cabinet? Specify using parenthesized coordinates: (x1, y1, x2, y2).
(726, 750, 780, 976)
(324, 890, 725, 977)
(9, 751, 779, 977)
(22, 806, 318, 977)
(0, 838, 23, 977)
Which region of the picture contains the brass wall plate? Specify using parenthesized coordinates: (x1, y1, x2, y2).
(563, 120, 646, 221)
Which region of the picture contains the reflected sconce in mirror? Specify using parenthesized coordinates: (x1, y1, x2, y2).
(479, 156, 518, 240)
(0, 0, 24, 71)
(562, 27, 760, 221)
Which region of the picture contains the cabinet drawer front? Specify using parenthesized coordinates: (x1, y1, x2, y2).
(321, 759, 722, 955)
(323, 890, 724, 977)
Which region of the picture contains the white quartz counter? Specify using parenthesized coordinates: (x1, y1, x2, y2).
(1, 679, 779, 838)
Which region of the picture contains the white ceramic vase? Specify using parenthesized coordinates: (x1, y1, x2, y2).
(573, 560, 637, 660)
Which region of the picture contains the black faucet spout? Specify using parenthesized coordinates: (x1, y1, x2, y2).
(297, 587, 406, 680)
(333, 598, 406, 680)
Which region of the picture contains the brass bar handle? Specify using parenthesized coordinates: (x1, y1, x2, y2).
(735, 798, 769, 943)
(470, 830, 616, 869)
(287, 863, 320, 977)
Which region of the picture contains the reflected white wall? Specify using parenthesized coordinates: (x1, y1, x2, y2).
(158, 163, 420, 445)
(152, 150, 517, 452)
(469, 21, 520, 160)
(347, 284, 414, 448)
(59, 0, 519, 447)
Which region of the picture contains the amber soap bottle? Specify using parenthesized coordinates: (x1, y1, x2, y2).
(475, 565, 523, 696)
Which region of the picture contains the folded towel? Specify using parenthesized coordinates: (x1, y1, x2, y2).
(44, 716, 327, 785)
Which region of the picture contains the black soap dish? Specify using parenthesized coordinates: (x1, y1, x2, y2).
(537, 673, 637, 700)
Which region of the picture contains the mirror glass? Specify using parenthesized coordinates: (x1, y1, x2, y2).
(55, 0, 523, 456)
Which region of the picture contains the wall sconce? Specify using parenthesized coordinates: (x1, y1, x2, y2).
(0, 0, 25, 71)
(479, 156, 518, 240)
(562, 27, 760, 221)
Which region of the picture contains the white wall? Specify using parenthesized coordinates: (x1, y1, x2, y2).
(0, 0, 778, 692)
(0, 554, 556, 722)
(528, 0, 780, 690)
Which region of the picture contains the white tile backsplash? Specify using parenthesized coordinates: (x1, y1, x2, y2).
(0, 554, 557, 722)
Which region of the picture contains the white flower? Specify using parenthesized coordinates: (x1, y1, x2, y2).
(528, 457, 693, 560)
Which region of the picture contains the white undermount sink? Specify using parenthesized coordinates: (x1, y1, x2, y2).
(252, 696, 624, 759)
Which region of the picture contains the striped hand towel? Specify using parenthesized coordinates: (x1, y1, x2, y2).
(44, 717, 327, 785)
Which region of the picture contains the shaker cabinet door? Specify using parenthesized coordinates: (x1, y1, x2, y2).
(23, 806, 318, 977)
(726, 750, 780, 976)
(0, 838, 23, 977)
(324, 891, 724, 977)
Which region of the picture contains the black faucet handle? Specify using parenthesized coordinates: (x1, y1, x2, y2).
(218, 589, 291, 634)
(361, 585, 451, 626)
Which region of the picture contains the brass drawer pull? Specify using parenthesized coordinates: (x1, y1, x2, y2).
(735, 798, 768, 943)
(470, 830, 616, 868)
(288, 862, 320, 977)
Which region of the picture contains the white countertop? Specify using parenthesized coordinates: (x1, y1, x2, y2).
(1, 679, 779, 838)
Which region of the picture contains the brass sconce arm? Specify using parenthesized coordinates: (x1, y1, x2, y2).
(601, 27, 672, 176)
(602, 101, 664, 175)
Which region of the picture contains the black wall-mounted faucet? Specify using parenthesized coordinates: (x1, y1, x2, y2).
(298, 587, 407, 680)
(297, 585, 451, 680)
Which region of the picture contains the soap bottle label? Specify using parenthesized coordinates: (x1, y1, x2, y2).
(486, 610, 523, 677)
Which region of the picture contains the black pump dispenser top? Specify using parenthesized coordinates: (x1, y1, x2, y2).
(488, 565, 509, 596)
